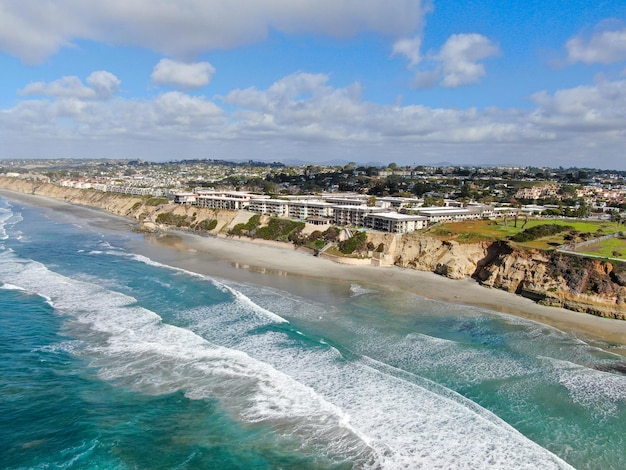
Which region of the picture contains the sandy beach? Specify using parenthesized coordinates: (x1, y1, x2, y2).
(3, 188, 626, 351)
(151, 229, 626, 350)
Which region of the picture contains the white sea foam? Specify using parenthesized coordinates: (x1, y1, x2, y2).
(0, 244, 576, 468)
(540, 356, 626, 416)
(220, 331, 572, 468)
(0, 203, 22, 241)
(219, 283, 288, 324)
(0, 249, 376, 466)
(96, 249, 290, 324)
(35, 340, 83, 356)
(350, 283, 375, 296)
(1, 282, 27, 291)
(181, 299, 573, 469)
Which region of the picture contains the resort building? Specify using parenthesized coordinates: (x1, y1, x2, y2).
(248, 198, 334, 220)
(325, 196, 369, 206)
(333, 205, 387, 227)
(248, 198, 290, 217)
(364, 212, 428, 234)
(416, 205, 493, 223)
(173, 192, 197, 204)
(194, 190, 270, 210)
(376, 196, 423, 209)
(287, 200, 334, 220)
(172, 190, 432, 234)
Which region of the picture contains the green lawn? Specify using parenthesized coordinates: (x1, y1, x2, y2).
(576, 237, 626, 260)
(426, 218, 623, 250)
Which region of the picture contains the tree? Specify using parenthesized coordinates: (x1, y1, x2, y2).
(423, 196, 444, 207)
(574, 203, 590, 218)
(610, 210, 622, 224)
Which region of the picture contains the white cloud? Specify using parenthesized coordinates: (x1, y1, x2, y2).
(0, 0, 428, 63)
(86, 71, 121, 99)
(19, 77, 94, 99)
(392, 36, 423, 68)
(566, 24, 626, 64)
(438, 34, 500, 88)
(3, 71, 626, 168)
(530, 78, 626, 131)
(395, 33, 499, 89)
(18, 72, 120, 100)
(151, 59, 216, 90)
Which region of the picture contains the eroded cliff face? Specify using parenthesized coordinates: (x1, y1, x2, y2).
(475, 247, 626, 319)
(380, 233, 626, 319)
(0, 177, 144, 216)
(385, 233, 489, 280)
(0, 177, 242, 233)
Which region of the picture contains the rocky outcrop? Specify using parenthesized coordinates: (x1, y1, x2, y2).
(381, 234, 626, 320)
(0, 177, 144, 216)
(0, 177, 245, 234)
(388, 233, 489, 279)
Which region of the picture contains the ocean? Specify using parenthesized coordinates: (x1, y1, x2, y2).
(1, 194, 625, 470)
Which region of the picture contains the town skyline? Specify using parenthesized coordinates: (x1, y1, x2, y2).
(1, 1, 625, 169)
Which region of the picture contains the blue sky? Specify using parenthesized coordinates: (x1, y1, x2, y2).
(1, 1, 626, 169)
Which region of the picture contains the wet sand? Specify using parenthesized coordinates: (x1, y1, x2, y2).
(160, 230, 626, 350)
(3, 188, 626, 352)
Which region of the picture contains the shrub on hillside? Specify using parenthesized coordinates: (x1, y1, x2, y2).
(510, 224, 574, 242)
(229, 214, 261, 236)
(339, 231, 368, 254)
(145, 197, 169, 206)
(194, 219, 218, 231)
(156, 212, 189, 227)
(255, 218, 305, 241)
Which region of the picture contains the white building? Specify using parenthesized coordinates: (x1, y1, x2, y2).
(417, 205, 493, 223)
(376, 196, 423, 209)
(364, 212, 428, 234)
(173, 192, 197, 204)
(248, 199, 290, 217)
(287, 200, 334, 219)
(333, 205, 386, 227)
(182, 190, 270, 210)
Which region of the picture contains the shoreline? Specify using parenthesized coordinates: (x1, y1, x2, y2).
(3, 188, 626, 352)
(162, 229, 626, 350)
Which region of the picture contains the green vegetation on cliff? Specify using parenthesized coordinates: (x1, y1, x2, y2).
(229, 214, 261, 236)
(193, 219, 218, 231)
(339, 231, 368, 254)
(156, 212, 189, 227)
(255, 218, 305, 242)
(228, 215, 304, 242)
(429, 218, 622, 250)
(510, 224, 574, 242)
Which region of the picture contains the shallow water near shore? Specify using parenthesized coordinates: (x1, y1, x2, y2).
(1, 195, 626, 469)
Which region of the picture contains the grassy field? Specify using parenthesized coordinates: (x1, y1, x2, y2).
(576, 236, 626, 260)
(425, 218, 623, 250)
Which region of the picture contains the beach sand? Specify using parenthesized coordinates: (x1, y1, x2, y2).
(3, 188, 626, 351)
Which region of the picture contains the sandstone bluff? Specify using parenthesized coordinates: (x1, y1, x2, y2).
(1, 176, 625, 320)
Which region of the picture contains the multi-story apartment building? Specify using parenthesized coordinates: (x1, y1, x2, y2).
(364, 212, 428, 234)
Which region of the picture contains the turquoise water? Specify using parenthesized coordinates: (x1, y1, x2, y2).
(1, 195, 625, 469)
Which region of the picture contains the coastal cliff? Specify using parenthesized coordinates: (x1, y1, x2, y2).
(375, 233, 626, 320)
(474, 244, 626, 319)
(0, 177, 242, 233)
(1, 176, 625, 319)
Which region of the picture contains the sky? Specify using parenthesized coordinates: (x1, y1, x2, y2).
(1, 1, 626, 170)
